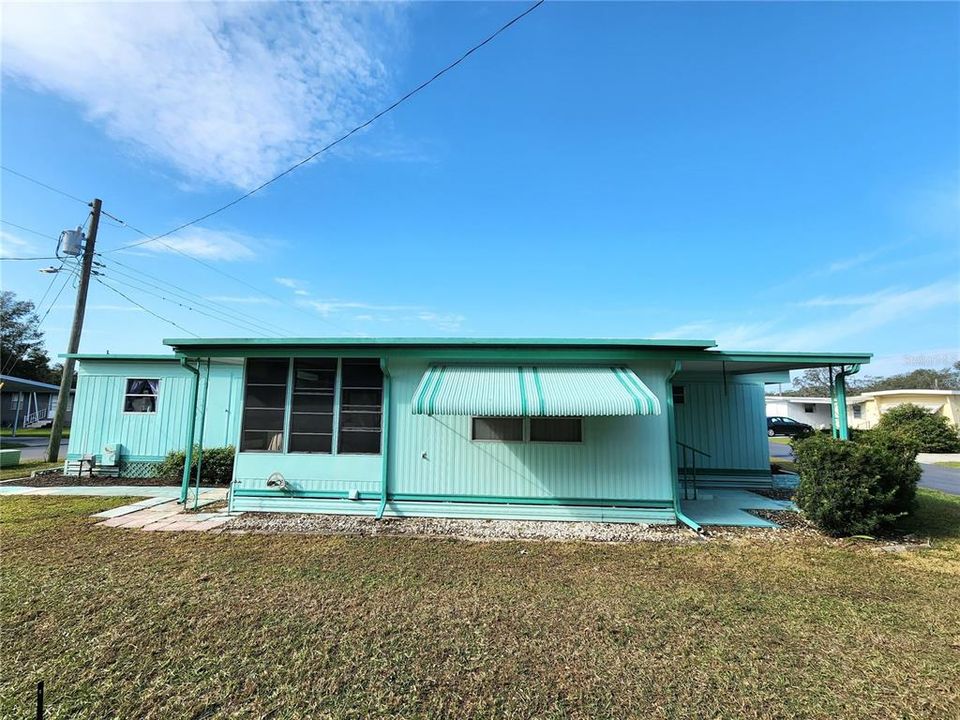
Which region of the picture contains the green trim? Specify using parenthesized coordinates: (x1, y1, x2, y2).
(64, 354, 181, 361)
(426, 365, 446, 415)
(531, 366, 546, 415)
(376, 360, 391, 519)
(178, 358, 200, 505)
(414, 365, 436, 414)
(679, 467, 772, 477)
(165, 337, 718, 350)
(617, 365, 660, 414)
(517, 365, 528, 416)
(234, 488, 382, 500)
(612, 367, 644, 414)
(232, 488, 672, 508)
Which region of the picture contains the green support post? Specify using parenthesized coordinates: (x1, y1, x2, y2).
(831, 364, 861, 441)
(376, 358, 391, 519)
(179, 358, 200, 505)
(192, 358, 211, 509)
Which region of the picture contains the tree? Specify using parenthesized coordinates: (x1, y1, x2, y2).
(0, 290, 56, 383)
(782, 367, 874, 397)
(861, 364, 960, 392)
(876, 403, 960, 454)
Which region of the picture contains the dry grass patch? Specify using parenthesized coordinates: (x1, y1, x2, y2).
(1, 492, 958, 719)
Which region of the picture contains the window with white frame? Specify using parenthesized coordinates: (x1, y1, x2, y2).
(124, 379, 159, 413)
(803, 403, 815, 413)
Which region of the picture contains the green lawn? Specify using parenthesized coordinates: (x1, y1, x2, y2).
(935, 461, 960, 469)
(0, 460, 61, 482)
(768, 436, 793, 445)
(1, 492, 959, 719)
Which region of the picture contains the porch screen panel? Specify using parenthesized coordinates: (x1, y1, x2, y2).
(241, 358, 289, 452)
(338, 359, 383, 454)
(288, 358, 336, 453)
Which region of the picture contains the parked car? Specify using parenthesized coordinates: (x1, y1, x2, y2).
(767, 416, 814, 438)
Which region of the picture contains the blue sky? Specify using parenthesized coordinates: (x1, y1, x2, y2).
(1, 1, 958, 377)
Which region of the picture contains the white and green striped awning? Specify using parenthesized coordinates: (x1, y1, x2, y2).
(411, 365, 661, 417)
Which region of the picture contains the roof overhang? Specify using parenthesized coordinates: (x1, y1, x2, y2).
(0, 375, 63, 393)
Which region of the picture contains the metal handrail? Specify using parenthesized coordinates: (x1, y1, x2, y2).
(676, 441, 711, 458)
(676, 441, 710, 501)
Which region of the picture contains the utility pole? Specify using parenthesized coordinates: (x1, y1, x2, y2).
(46, 199, 101, 462)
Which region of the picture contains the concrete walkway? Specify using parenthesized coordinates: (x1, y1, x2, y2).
(681, 488, 796, 528)
(0, 485, 234, 531)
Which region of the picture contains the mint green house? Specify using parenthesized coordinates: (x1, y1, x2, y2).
(65, 338, 869, 529)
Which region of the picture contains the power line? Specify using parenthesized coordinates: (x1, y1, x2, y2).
(0, 165, 89, 206)
(0, 256, 61, 261)
(98, 269, 280, 337)
(96, 225, 354, 334)
(1, 262, 78, 376)
(94, 276, 200, 337)
(98, 257, 290, 336)
(1, 219, 59, 241)
(104, 0, 545, 255)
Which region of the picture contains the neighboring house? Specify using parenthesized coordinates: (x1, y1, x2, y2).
(764, 396, 832, 430)
(847, 389, 960, 430)
(64, 338, 869, 527)
(0, 374, 73, 430)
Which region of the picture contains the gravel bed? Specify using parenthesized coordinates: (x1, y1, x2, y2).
(749, 509, 814, 531)
(224, 513, 693, 543)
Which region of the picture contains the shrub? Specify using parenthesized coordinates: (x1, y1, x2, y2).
(158, 445, 235, 486)
(793, 432, 920, 536)
(875, 403, 960, 453)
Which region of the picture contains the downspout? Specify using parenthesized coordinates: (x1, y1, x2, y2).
(179, 358, 200, 505)
(833, 363, 860, 441)
(666, 361, 703, 533)
(375, 358, 392, 519)
(192, 358, 211, 509)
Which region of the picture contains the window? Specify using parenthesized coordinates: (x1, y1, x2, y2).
(853, 404, 863, 419)
(672, 386, 685, 405)
(124, 378, 159, 413)
(803, 404, 815, 413)
(240, 359, 288, 452)
(337, 359, 383, 454)
(529, 417, 582, 443)
(288, 358, 336, 453)
(472, 417, 524, 442)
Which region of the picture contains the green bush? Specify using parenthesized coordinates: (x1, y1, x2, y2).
(875, 403, 960, 453)
(158, 445, 235, 486)
(793, 432, 920, 536)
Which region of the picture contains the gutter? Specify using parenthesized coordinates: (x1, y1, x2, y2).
(833, 363, 861, 441)
(191, 358, 211, 509)
(666, 360, 703, 534)
(178, 358, 200, 505)
(375, 358, 392, 519)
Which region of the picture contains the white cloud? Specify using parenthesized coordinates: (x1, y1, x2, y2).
(142, 228, 255, 261)
(274, 277, 304, 290)
(0, 230, 39, 258)
(710, 280, 960, 351)
(796, 291, 891, 307)
(416, 311, 465, 332)
(297, 298, 466, 332)
(2, 3, 402, 188)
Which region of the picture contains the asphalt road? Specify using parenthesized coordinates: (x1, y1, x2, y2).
(2, 436, 69, 461)
(769, 439, 959, 496)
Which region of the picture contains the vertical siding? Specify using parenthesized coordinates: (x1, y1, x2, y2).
(388, 358, 674, 502)
(67, 360, 243, 461)
(674, 379, 768, 471)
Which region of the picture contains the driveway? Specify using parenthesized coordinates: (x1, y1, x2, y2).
(769, 439, 960, 496)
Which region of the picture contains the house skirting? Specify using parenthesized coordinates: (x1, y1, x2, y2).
(230, 493, 677, 525)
